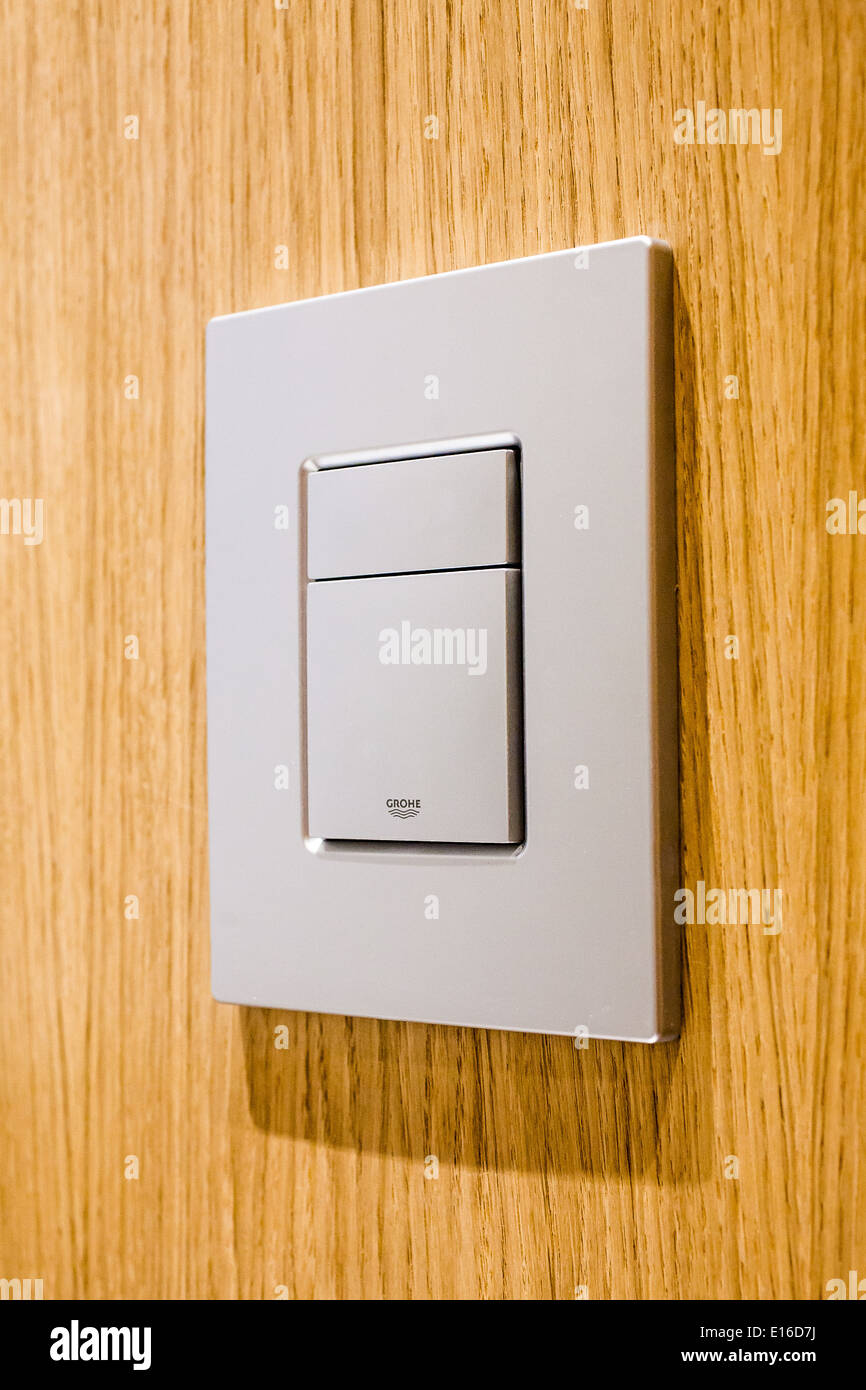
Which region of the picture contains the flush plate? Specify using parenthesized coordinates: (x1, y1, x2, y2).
(206, 237, 680, 1041)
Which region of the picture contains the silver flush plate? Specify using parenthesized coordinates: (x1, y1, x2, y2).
(206, 237, 679, 1041)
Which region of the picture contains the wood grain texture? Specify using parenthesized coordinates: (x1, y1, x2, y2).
(1, 0, 863, 1300)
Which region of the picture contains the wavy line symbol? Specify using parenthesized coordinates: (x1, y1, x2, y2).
(387, 803, 421, 819)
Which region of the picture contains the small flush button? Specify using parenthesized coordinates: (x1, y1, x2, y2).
(307, 449, 519, 579)
(306, 567, 523, 843)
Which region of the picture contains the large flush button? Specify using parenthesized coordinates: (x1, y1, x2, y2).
(306, 449, 519, 579)
(306, 567, 523, 843)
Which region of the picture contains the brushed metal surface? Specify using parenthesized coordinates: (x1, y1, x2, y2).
(206, 237, 678, 1040)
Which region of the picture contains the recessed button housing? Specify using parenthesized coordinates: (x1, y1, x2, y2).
(305, 449, 524, 844)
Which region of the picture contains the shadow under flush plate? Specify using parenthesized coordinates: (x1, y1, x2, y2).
(206, 237, 680, 1042)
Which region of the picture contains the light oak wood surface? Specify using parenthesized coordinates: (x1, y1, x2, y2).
(0, 0, 863, 1299)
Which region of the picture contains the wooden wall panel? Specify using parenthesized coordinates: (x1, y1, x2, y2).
(1, 0, 863, 1299)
